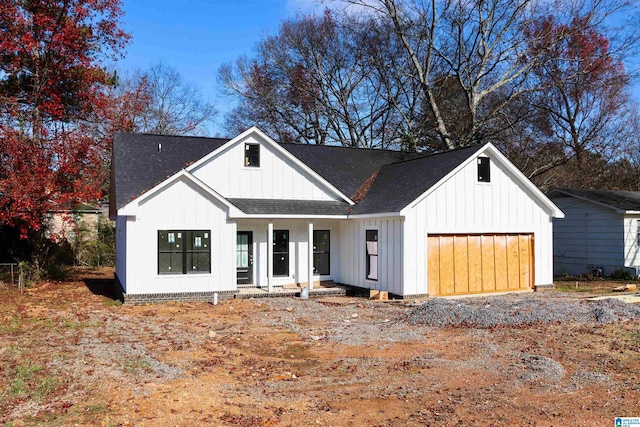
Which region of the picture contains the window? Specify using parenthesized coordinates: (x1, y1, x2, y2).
(366, 229, 378, 281)
(313, 230, 330, 275)
(477, 157, 490, 182)
(273, 230, 289, 276)
(158, 230, 210, 274)
(245, 143, 260, 167)
(637, 220, 640, 246)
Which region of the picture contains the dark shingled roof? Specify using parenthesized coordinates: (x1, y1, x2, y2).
(227, 199, 351, 216)
(350, 145, 484, 214)
(281, 143, 422, 197)
(549, 188, 640, 211)
(111, 133, 228, 215)
(111, 132, 487, 217)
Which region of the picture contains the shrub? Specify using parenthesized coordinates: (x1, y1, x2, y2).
(610, 268, 634, 280)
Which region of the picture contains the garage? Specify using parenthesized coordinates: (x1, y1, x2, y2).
(427, 234, 534, 296)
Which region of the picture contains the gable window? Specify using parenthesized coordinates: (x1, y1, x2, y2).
(366, 229, 378, 281)
(245, 143, 260, 167)
(313, 230, 330, 275)
(158, 230, 210, 274)
(477, 157, 490, 182)
(273, 230, 289, 276)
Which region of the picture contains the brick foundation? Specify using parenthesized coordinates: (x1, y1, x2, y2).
(123, 290, 238, 305)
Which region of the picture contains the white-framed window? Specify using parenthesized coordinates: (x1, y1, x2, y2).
(244, 143, 260, 167)
(158, 230, 210, 274)
(366, 229, 378, 281)
(477, 157, 490, 182)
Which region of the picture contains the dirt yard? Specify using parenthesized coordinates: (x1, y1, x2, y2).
(1, 269, 639, 426)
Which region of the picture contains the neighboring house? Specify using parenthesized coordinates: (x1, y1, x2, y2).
(110, 127, 563, 303)
(549, 188, 640, 277)
(48, 202, 104, 242)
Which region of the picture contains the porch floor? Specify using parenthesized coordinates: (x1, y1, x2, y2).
(234, 284, 346, 299)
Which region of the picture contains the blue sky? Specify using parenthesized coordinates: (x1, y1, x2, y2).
(116, 1, 640, 137)
(116, 0, 321, 136)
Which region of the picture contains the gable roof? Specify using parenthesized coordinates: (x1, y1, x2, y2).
(548, 188, 640, 213)
(186, 126, 354, 205)
(350, 145, 483, 214)
(111, 129, 556, 218)
(110, 133, 228, 216)
(280, 143, 422, 198)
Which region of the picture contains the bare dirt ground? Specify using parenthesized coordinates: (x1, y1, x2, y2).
(1, 268, 639, 427)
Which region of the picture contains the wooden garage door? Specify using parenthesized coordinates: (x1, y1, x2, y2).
(427, 234, 533, 296)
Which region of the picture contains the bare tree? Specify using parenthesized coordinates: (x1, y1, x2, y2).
(138, 62, 217, 136)
(219, 10, 401, 148)
(338, 0, 639, 150)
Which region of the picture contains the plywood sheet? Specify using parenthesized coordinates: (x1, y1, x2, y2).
(438, 236, 455, 295)
(467, 235, 483, 293)
(428, 233, 533, 296)
(506, 235, 520, 289)
(453, 236, 469, 294)
(427, 236, 441, 295)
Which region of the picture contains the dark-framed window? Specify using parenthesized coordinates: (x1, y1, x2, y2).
(477, 157, 490, 182)
(273, 230, 289, 276)
(366, 229, 378, 281)
(313, 230, 330, 275)
(245, 143, 260, 167)
(158, 230, 210, 274)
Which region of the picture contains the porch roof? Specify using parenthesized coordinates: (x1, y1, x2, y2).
(227, 198, 351, 216)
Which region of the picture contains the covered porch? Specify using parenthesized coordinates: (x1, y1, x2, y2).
(234, 217, 345, 292)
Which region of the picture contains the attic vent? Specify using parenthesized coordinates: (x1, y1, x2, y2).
(158, 143, 162, 152)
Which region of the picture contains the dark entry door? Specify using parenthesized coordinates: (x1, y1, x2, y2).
(236, 231, 253, 285)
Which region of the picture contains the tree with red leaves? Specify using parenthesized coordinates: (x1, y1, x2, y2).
(0, 0, 130, 240)
(522, 14, 637, 187)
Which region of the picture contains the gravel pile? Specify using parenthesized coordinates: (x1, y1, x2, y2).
(407, 294, 640, 328)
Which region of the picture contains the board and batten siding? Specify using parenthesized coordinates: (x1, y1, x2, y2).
(552, 196, 632, 276)
(338, 217, 403, 295)
(190, 134, 339, 201)
(235, 219, 341, 288)
(123, 176, 237, 295)
(115, 215, 128, 291)
(623, 215, 640, 272)
(404, 153, 555, 296)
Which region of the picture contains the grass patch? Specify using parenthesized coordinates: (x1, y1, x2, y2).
(86, 403, 109, 415)
(9, 364, 58, 399)
(103, 298, 122, 307)
(0, 314, 23, 334)
(10, 364, 43, 396)
(60, 320, 101, 330)
(123, 356, 152, 374)
(554, 281, 623, 294)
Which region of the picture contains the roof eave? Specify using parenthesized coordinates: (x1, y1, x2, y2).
(117, 169, 243, 218)
(549, 189, 629, 215)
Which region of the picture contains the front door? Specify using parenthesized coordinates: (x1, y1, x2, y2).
(236, 231, 253, 285)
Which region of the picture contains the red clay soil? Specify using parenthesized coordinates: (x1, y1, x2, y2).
(1, 268, 638, 426)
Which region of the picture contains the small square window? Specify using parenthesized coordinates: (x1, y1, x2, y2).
(477, 157, 490, 182)
(245, 143, 260, 167)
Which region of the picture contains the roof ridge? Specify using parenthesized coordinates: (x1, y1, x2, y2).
(384, 144, 483, 166)
(279, 142, 418, 155)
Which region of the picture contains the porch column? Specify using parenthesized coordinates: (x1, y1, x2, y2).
(268, 221, 273, 293)
(308, 222, 314, 290)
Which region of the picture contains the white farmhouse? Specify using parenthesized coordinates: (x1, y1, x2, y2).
(110, 127, 563, 303)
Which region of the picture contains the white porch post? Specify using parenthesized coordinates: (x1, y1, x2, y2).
(308, 222, 314, 290)
(267, 222, 273, 293)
